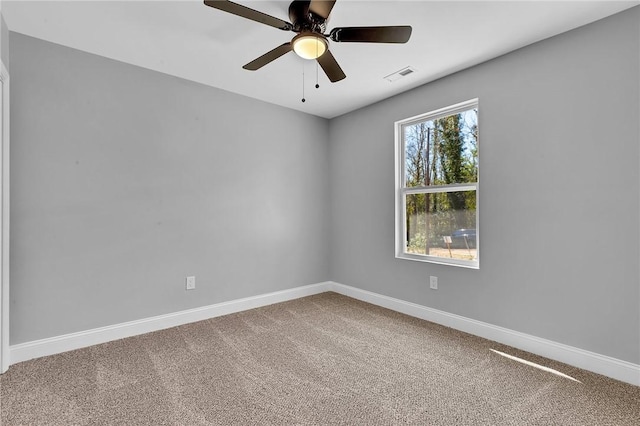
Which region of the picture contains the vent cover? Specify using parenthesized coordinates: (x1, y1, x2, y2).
(384, 66, 417, 82)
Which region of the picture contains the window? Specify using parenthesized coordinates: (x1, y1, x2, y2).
(395, 99, 478, 268)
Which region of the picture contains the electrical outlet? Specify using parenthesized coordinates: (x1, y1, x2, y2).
(186, 276, 196, 290)
(430, 276, 438, 290)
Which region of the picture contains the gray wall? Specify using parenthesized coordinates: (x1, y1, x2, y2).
(10, 33, 330, 344)
(329, 8, 640, 364)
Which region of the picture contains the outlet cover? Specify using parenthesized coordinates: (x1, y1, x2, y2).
(430, 276, 438, 290)
(186, 276, 196, 290)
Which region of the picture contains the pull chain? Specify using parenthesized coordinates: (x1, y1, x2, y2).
(315, 42, 320, 89)
(301, 64, 306, 103)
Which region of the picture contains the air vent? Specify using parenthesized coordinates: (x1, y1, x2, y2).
(384, 66, 417, 82)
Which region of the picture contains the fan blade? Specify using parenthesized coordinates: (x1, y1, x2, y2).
(243, 43, 292, 71)
(330, 26, 412, 43)
(317, 50, 346, 82)
(204, 0, 293, 31)
(309, 0, 336, 19)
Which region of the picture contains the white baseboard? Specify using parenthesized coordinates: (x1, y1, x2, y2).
(10, 282, 332, 365)
(9, 280, 639, 387)
(327, 281, 640, 387)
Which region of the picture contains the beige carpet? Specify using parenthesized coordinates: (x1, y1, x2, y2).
(1, 292, 639, 425)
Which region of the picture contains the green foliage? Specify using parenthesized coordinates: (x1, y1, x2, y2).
(406, 191, 476, 250)
(407, 232, 428, 253)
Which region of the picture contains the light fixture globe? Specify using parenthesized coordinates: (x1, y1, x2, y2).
(292, 32, 327, 60)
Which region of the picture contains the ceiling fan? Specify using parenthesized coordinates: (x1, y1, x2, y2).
(203, 0, 412, 83)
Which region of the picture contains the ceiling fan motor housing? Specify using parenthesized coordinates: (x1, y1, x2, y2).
(289, 0, 327, 33)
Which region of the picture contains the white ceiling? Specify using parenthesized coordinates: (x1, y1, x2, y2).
(2, 1, 638, 118)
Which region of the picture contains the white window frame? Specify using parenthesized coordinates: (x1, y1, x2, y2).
(394, 99, 479, 269)
(0, 61, 9, 373)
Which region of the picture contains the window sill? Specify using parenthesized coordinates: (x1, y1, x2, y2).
(396, 252, 479, 269)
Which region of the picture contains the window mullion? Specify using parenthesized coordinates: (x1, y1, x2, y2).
(402, 183, 477, 195)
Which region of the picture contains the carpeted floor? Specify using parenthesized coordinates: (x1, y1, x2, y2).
(1, 292, 639, 425)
